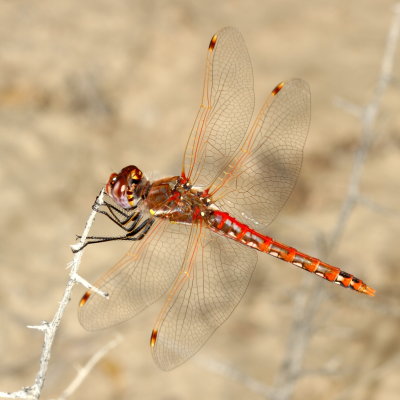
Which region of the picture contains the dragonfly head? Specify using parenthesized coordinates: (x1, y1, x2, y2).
(106, 165, 147, 209)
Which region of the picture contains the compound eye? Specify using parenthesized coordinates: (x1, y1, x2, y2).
(108, 173, 118, 187)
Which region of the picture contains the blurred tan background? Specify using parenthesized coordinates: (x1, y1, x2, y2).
(1, 1, 399, 399)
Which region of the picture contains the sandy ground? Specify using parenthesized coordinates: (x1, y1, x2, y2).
(1, 1, 400, 399)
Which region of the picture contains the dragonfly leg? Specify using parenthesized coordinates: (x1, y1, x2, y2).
(81, 216, 154, 240)
(73, 192, 155, 253)
(73, 217, 155, 253)
(95, 200, 141, 230)
(126, 217, 155, 239)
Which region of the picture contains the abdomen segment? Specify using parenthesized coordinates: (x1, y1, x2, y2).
(208, 211, 375, 296)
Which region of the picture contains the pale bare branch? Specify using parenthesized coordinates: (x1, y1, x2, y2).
(0, 190, 105, 400)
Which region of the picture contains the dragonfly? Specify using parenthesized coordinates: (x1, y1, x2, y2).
(78, 27, 375, 371)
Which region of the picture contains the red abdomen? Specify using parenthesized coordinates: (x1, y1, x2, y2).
(207, 211, 375, 296)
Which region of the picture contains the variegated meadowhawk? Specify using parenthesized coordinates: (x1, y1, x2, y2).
(78, 27, 375, 370)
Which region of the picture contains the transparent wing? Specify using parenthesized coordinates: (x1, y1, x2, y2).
(78, 219, 190, 330)
(183, 27, 255, 189)
(212, 79, 311, 229)
(183, 27, 310, 230)
(150, 224, 258, 370)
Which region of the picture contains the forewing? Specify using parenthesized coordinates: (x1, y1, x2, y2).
(150, 225, 258, 370)
(213, 79, 311, 229)
(183, 27, 255, 189)
(78, 220, 190, 330)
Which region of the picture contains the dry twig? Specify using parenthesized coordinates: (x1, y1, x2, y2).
(0, 190, 110, 400)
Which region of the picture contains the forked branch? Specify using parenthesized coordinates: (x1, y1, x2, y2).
(0, 190, 111, 400)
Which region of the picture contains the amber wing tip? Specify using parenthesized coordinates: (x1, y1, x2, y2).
(271, 81, 285, 96)
(209, 34, 217, 51)
(150, 329, 158, 347)
(79, 291, 91, 307)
